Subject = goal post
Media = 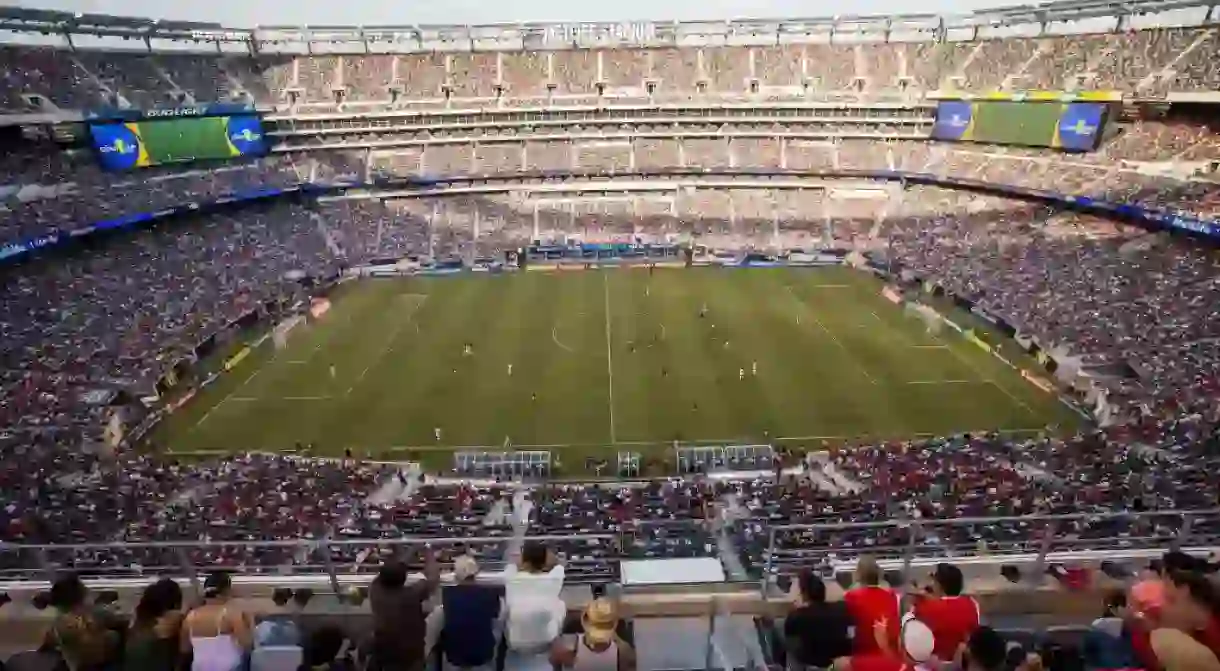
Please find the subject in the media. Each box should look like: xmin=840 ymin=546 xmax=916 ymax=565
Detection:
xmin=904 ymin=302 xmax=945 ymax=336
xmin=272 ymin=315 xmax=304 ymax=351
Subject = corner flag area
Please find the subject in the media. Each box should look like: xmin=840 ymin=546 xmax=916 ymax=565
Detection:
xmin=155 ymin=267 xmax=1081 ymax=469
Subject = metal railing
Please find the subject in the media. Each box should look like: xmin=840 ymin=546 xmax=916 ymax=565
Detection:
xmin=760 ymin=508 xmax=1220 ymax=586
xmin=2 ymin=509 xmax=1217 ymax=593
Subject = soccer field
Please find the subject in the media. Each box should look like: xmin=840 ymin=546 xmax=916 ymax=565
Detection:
xmin=155 ymin=266 xmax=1082 ymax=468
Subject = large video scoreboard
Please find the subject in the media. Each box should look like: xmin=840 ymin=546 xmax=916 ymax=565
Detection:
xmin=930 ymin=93 xmax=1117 ymax=152
xmin=87 ymin=104 xmax=268 ymax=171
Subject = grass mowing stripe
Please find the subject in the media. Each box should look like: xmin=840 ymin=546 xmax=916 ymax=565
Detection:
xmin=156 ymin=267 xmax=1083 ymax=468
xmin=603 ymin=271 xmax=617 ymax=444
xmin=781 ymin=281 xmax=880 ymax=385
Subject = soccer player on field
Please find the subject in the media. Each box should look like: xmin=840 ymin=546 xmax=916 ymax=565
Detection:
xmin=752 ymin=361 xmax=758 ymax=376
xmin=739 ymin=368 xmax=745 ymax=380
xmin=434 ymin=426 xmax=442 ymax=442
xmin=329 ymin=364 xmax=336 ymax=380
xmin=507 ymin=363 xmax=513 ymax=376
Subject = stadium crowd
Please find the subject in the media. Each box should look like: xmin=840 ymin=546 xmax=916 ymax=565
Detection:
xmin=4 ymin=29 xmax=1220 ymax=111
xmin=0 ymin=11 xmax=1220 ymax=645
xmin=18 ymin=542 xmax=1220 ymax=671
xmin=877 ymin=196 xmax=1220 ymax=421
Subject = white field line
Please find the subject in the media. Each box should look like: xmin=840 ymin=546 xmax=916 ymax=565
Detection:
xmin=784 ymin=284 xmax=879 ymax=385
xmin=906 ymin=379 xmax=975 ymax=385
xmin=231 ymin=395 xmax=334 ymax=402
xmin=861 ymin=300 xmax=1024 ymax=411
xmin=603 ymin=272 xmax=617 ymax=444
xmin=551 ymin=324 xmax=576 ymax=353
xmin=193 ymin=369 xmax=261 ymax=428
xmin=933 ymin=334 xmax=1037 ymax=416
xmin=346 ymin=295 xmax=427 ymax=395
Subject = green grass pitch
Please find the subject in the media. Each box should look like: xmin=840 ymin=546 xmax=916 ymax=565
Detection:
xmin=154 ymin=266 xmax=1083 ymax=470
xmin=138 ymin=117 xmax=233 ymax=164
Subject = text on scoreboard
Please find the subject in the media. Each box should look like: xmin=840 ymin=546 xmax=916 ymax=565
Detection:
xmin=931 ymin=100 xmax=1109 ymax=151
xmin=88 ymin=106 xmax=268 ymax=171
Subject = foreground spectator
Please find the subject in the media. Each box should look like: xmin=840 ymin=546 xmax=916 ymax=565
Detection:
xmin=369 ymin=550 xmax=439 ymax=671
xmin=441 ymin=555 xmax=503 ymax=670
xmin=956 ymin=627 xmax=1008 ymax=671
xmin=550 ymin=598 xmax=636 ymax=671
xmin=1129 ymin=570 xmax=1220 ymax=669
xmin=834 ymin=614 xmax=935 ymax=671
xmin=124 ymin=578 xmax=185 ymax=671
xmin=1150 ymin=628 xmax=1220 ymax=671
xmin=182 ymin=572 xmax=253 ymax=671
xmin=42 ymin=574 xmax=123 ymax=671
xmin=1082 ymin=589 xmax=1139 ymax=670
xmin=783 ymin=569 xmax=853 ymax=669
xmin=302 ymin=626 xmax=353 ymax=671
xmin=505 ymin=542 xmax=567 ymax=654
xmin=844 ymin=557 xmax=900 ymax=656
xmin=910 ymin=563 xmax=979 ymax=661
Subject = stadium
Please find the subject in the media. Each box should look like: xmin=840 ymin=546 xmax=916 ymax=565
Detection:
xmin=0 ymin=0 xmax=1219 ymax=668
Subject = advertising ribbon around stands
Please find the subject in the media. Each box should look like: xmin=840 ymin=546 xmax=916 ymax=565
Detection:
xmin=1021 ymin=370 xmax=1056 ymax=393
xmin=4 ymin=172 xmax=1220 ymax=268
xmin=223 ymin=346 xmax=252 ymax=372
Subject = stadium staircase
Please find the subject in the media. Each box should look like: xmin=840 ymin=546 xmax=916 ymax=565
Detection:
xmin=308 ymin=210 xmax=347 ymax=258
xmin=1138 ymin=28 xmax=1217 ymax=94
xmin=149 ymin=63 xmax=192 ymax=105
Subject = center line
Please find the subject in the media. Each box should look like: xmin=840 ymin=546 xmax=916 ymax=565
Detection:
xmin=603 ymin=272 xmax=617 ymax=444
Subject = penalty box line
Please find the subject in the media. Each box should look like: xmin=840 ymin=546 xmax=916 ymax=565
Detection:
xmin=230 ymin=395 xmax=335 ymax=402
xmin=346 ymin=294 xmax=427 ymax=396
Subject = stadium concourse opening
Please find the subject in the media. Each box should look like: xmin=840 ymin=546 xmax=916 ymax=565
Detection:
xmin=154 ymin=266 xmax=1080 ymax=473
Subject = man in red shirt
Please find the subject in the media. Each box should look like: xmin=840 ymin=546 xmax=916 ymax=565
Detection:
xmin=844 ymin=556 xmax=901 ymax=655
xmin=911 ymin=563 xmax=981 ymax=661
xmin=1129 ymin=570 xmax=1220 ymax=669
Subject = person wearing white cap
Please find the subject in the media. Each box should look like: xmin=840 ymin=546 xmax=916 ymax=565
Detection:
xmin=833 ymin=613 xmax=936 ymax=671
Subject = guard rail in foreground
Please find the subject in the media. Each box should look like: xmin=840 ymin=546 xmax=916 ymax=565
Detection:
xmin=1 ymin=510 xmax=1216 ymax=595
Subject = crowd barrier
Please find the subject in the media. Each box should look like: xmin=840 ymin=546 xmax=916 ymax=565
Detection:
xmin=3 ymin=510 xmax=1217 ymax=593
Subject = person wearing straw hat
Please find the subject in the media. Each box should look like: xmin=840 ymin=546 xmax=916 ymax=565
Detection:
xmin=550 ymin=599 xmax=636 ymax=671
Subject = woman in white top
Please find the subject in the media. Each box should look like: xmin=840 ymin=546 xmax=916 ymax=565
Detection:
xmin=180 ymin=572 xmax=253 ymax=671
xmin=551 ymin=599 xmax=636 ymax=671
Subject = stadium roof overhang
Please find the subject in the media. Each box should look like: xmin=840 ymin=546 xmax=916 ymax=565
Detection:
xmin=0 ymin=6 xmax=250 ymax=41
xmin=0 ymin=0 xmax=1211 ymax=42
